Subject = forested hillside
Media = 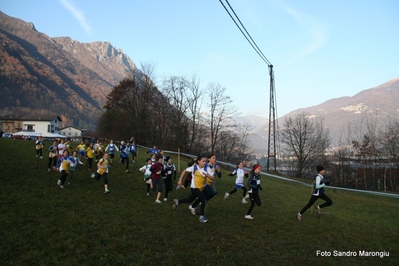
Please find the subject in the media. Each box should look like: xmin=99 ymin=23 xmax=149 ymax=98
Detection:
xmin=0 ymin=11 xmax=136 ymax=129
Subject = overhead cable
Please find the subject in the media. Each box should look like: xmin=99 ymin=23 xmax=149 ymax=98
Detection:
xmin=219 ymin=0 xmax=271 ymax=66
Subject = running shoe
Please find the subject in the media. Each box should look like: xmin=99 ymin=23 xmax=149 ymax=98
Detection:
xmin=297 ymin=213 xmax=302 ymax=221
xmin=188 ymin=205 xmax=196 ymax=215
xmin=245 ymin=215 xmax=253 ymax=220
xmin=317 ymin=206 xmax=322 ymax=215
xmin=199 ymin=216 xmax=208 ymax=223
xmin=173 ymin=199 xmax=179 ymax=209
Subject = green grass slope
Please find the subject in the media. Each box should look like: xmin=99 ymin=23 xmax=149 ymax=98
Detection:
xmin=0 ymin=139 xmax=398 ymax=265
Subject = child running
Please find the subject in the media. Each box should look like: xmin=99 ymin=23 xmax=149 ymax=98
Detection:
xmin=48 ymin=140 xmax=58 ymax=171
xmin=130 ymin=140 xmax=137 ymax=163
xmin=56 ymin=150 xmax=76 ymax=189
xmin=118 ymin=141 xmax=125 ymax=163
xmin=173 ymin=155 xmax=215 ymax=223
xmin=188 ymin=154 xmax=219 ymax=215
xmin=68 ymin=150 xmax=84 ymax=185
xmin=35 ymin=136 xmax=44 ymax=159
xmin=163 ymin=156 xmax=176 ymax=201
xmin=206 ymin=154 xmax=222 ymax=193
xmin=139 ymin=158 xmax=153 ymax=196
xmin=95 ymin=153 xmax=110 ymax=194
xmin=95 ymin=140 xmax=105 ymax=162
xmin=297 ymin=165 xmax=333 ymax=221
xmin=176 ymin=157 xmax=196 ymax=190
xmin=64 ymin=138 xmax=73 ymax=154
xmin=120 ymin=141 xmax=131 ymax=173
xmin=150 ymin=155 xmax=164 ymax=203
xmin=86 ymin=142 xmax=95 ymax=172
xmin=150 ymin=153 xmax=157 ymax=165
xmin=245 ymin=164 xmax=263 ymax=220
xmin=57 ymin=139 xmax=65 ymax=160
xmin=224 ymin=161 xmax=249 ymax=203
xmin=76 ymin=140 xmax=87 ymax=160
xmin=105 ymin=139 xmax=119 ymax=165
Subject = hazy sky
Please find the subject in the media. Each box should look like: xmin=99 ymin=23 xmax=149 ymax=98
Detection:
xmin=1 ymin=0 xmax=398 ymax=118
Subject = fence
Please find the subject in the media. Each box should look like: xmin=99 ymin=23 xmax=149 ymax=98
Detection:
xmin=137 ymin=145 xmax=399 ymax=199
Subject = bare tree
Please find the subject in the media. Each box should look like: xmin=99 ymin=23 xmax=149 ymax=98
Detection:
xmin=216 ymin=123 xmax=254 ymax=163
xmin=186 ymin=75 xmax=205 ymax=153
xmin=379 ymin=120 xmax=399 ymax=191
xmin=333 ymin=124 xmax=355 ymax=187
xmin=280 ymin=112 xmax=330 ymax=178
xmin=161 ymin=75 xmax=191 ymax=148
xmin=234 ymin=122 xmax=254 ymax=159
xmin=351 ymin=112 xmax=383 ymax=190
xmin=219 ymin=130 xmax=240 ymax=163
xmin=161 ymin=74 xmax=203 ymax=152
xmin=205 ymin=83 xmax=238 ymax=154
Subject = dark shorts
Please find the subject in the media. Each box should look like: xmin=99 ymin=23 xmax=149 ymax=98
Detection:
xmin=95 ymin=172 xmax=108 ymax=184
xmin=164 ymin=178 xmax=173 ymax=191
xmin=152 ymin=179 xmax=163 ymax=193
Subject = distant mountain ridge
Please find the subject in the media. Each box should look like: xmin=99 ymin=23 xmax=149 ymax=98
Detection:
xmin=0 ymin=11 xmax=136 ymax=129
xmin=249 ymin=77 xmax=399 ymax=154
xmin=288 ymin=77 xmax=399 ymax=135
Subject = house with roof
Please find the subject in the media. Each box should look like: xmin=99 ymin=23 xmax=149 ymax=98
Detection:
xmin=0 ymin=114 xmax=62 ymax=134
xmin=59 ymin=126 xmax=83 ymax=138
xmin=1 ymin=114 xmax=23 ymax=133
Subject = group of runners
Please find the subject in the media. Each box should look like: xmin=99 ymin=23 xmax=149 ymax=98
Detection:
xmin=36 ymin=137 xmax=136 ymax=193
xmin=36 ymin=137 xmax=332 ymax=223
xmin=171 ymin=155 xmax=264 ymax=223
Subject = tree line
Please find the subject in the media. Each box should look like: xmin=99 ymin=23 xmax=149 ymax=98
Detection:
xmin=96 ymin=64 xmax=253 ymax=163
xmin=279 ymin=112 xmax=399 ymax=191
xmin=96 ymin=64 xmax=399 ymax=192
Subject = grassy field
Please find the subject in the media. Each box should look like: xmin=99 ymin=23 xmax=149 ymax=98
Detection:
xmin=0 ymin=138 xmax=398 ymax=266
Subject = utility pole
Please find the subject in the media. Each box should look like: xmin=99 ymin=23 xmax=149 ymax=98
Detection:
xmin=217 ymin=0 xmax=278 ymax=170
xmin=267 ymin=65 xmax=277 ymax=171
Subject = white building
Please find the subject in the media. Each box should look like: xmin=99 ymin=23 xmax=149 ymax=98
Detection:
xmin=59 ymin=126 xmax=83 ymax=138
xmin=22 ymin=115 xmax=62 ymax=134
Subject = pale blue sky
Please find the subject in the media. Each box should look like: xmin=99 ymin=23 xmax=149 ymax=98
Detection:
xmin=1 ymin=0 xmax=398 ymax=118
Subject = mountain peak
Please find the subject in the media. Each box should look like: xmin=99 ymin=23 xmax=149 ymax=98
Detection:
xmin=26 ymin=22 xmax=37 ymax=32
xmin=0 ymin=11 xmax=139 ymax=129
xmin=52 ymin=37 xmax=136 ymax=83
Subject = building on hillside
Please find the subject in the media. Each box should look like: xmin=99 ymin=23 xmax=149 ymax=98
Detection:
xmin=59 ymin=126 xmax=83 ymax=138
xmin=1 ymin=114 xmax=23 ymax=133
xmin=0 ymin=114 xmax=62 ymax=134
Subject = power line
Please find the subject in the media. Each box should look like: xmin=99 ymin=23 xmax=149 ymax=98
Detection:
xmin=219 ymin=0 xmax=271 ymax=66
xmin=219 ymin=0 xmax=278 ymax=171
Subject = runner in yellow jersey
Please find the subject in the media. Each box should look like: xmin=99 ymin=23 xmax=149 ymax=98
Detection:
xmin=95 ymin=153 xmax=110 ymax=194
xmin=86 ymin=142 xmax=95 ymax=171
